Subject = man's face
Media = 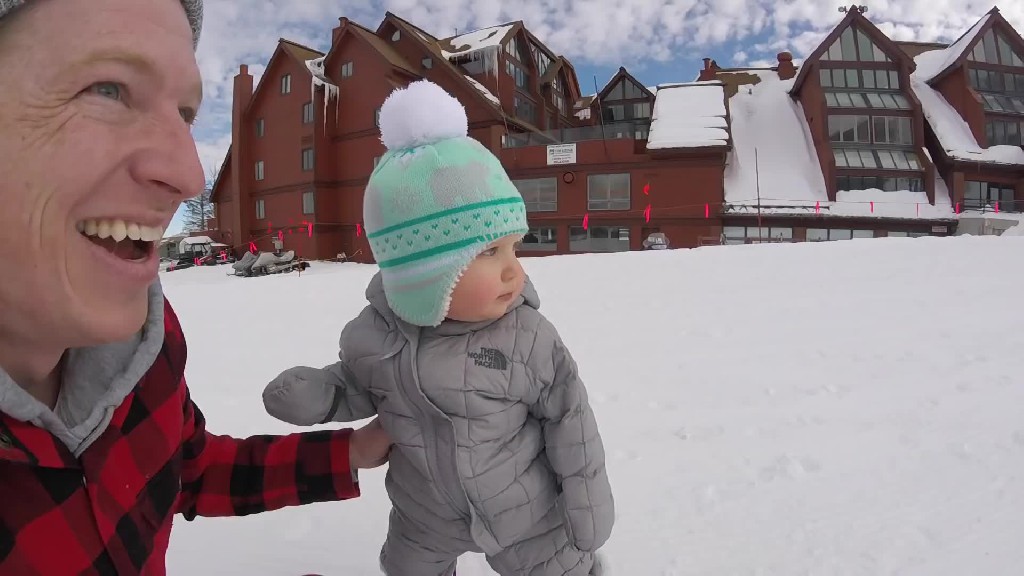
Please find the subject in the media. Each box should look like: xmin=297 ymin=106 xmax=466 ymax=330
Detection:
xmin=0 ymin=0 xmax=204 ymax=348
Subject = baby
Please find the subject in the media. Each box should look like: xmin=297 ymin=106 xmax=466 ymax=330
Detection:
xmin=263 ymin=80 xmax=613 ymax=576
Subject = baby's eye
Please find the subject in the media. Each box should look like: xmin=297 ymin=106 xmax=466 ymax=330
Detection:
xmin=479 ymin=248 xmax=497 ymax=257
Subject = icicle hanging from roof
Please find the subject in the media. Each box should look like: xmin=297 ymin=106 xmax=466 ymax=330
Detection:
xmin=305 ymin=56 xmax=339 ymax=132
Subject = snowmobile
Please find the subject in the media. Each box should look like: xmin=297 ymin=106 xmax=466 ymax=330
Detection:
xmin=230 ymin=249 xmax=309 ymax=277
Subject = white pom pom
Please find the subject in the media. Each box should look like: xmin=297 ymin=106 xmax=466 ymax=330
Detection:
xmin=379 ymin=80 xmax=469 ymax=151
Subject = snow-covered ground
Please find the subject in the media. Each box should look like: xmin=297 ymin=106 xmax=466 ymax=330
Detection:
xmin=162 ymin=235 xmax=1024 ymax=575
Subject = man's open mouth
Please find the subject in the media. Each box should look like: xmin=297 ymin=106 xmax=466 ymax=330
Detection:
xmin=77 ymin=219 xmax=164 ymax=261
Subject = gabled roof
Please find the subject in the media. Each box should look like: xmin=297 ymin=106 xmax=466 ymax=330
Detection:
xmin=377 ymin=12 xmax=535 ymax=132
xmin=280 ymin=39 xmax=324 ymax=63
xmin=721 ymin=68 xmax=955 ymax=220
xmin=790 ymin=5 xmax=917 ymax=95
xmin=914 ymin=7 xmax=1024 ymax=84
xmin=595 ymin=67 xmax=656 ymax=103
xmin=438 ymin=22 xmax=518 ymax=58
xmin=243 ymin=38 xmax=322 ymax=116
xmin=328 ymin=19 xmax=418 ymax=77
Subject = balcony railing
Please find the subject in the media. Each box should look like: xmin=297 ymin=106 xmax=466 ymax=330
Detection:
xmin=503 ymin=121 xmax=648 ymax=149
xmin=960 ymin=199 xmax=1024 ymax=214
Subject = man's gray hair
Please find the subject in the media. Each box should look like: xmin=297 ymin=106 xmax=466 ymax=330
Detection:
xmin=0 ymin=0 xmax=203 ymax=48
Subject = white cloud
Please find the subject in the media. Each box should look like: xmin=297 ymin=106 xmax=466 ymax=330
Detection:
xmin=188 ymin=1 xmax=1024 ymax=176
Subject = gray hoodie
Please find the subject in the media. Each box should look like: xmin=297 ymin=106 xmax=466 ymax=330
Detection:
xmin=0 ymin=282 xmax=166 ymax=456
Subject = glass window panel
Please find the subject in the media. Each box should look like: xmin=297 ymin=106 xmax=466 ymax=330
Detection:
xmin=889 ymin=70 xmax=900 ymax=89
xmin=846 ymin=69 xmax=860 ymax=87
xmin=806 ymin=228 xmax=828 ymax=241
xmin=841 ymin=27 xmax=857 ymax=59
xmin=863 ymin=71 xmax=875 ymax=89
xmin=820 ymin=68 xmax=832 ymax=87
xmin=830 ymin=229 xmax=853 ymax=240
xmin=826 ymin=92 xmax=839 ymax=107
xmin=878 ymin=149 xmax=896 ymax=169
xmin=834 ymin=69 xmax=847 ymax=88
xmin=867 ymin=93 xmax=884 ymax=108
xmin=852 ymin=229 xmax=874 ymax=238
xmin=834 ymin=149 xmax=848 ymax=167
xmin=859 ymin=149 xmax=876 ymax=167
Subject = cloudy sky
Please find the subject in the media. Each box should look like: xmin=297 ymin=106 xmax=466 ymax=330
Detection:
xmin=171 ymin=0 xmax=1023 ymax=233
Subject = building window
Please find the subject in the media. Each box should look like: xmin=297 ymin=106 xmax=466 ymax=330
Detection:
xmin=873 ymin=116 xmax=913 ymax=145
xmin=256 ymin=199 xmax=265 ymax=220
xmin=422 ymin=57 xmax=433 ymax=69
xmin=373 ymin=156 xmax=381 ymax=168
xmin=513 ymin=178 xmax=557 ymax=212
xmin=587 ymin=173 xmax=630 ymax=210
xmin=303 ymin=101 xmax=314 ymax=124
xmin=965 ymin=181 xmax=1016 ymax=210
xmin=375 ymin=107 xmax=381 ymax=127
xmin=825 ymin=91 xmax=910 ymax=109
xmin=968 ymin=28 xmax=1024 ymax=66
xmin=520 ymin=227 xmax=557 ymax=251
xmin=302 ymin=190 xmax=315 ymax=214
xmin=806 ymin=228 xmax=874 ymax=241
xmin=828 ymin=115 xmax=871 ymax=143
xmin=281 ymin=74 xmax=291 ymax=94
xmin=819 ymin=68 xmax=900 ymax=90
xmin=513 ymin=94 xmax=537 ymax=125
xmin=391 ymin=30 xmax=401 ymax=41
xmin=985 ymin=118 xmax=1024 ymax=146
xmin=828 ymin=114 xmax=912 ymax=145
xmin=820 ymin=25 xmax=891 ymax=62
xmin=569 ymin=226 xmax=630 ymax=252
xmin=833 ymin=148 xmax=921 ymax=170
xmin=256 ymin=118 xmax=265 ymax=137
xmin=722 ymin=226 xmax=794 ymax=244
xmin=301 ymin=148 xmax=314 ymax=171
xmin=255 ymin=160 xmax=265 ymax=181
xmin=837 ymin=175 xmax=924 ymax=192
xmin=340 ymin=61 xmax=354 ymax=78
xmin=505 ymin=59 xmax=530 ymax=89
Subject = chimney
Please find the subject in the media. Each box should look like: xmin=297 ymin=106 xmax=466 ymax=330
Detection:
xmin=229 ymin=64 xmax=254 ymax=254
xmin=333 ymin=16 xmax=349 ymax=45
xmin=698 ymin=57 xmax=716 ymax=81
xmin=776 ymin=51 xmax=796 ymax=81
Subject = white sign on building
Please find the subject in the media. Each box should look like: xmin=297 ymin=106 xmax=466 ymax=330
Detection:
xmin=546 ymin=143 xmax=577 ymax=166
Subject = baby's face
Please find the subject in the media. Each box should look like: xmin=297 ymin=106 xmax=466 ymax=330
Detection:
xmin=447 ymin=234 xmax=525 ymax=323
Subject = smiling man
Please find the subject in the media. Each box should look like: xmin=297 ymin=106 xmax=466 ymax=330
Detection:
xmin=0 ymin=0 xmax=392 ymax=573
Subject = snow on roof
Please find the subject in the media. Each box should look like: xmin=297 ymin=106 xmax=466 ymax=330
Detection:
xmin=722 ymin=70 xmax=955 ymax=220
xmin=913 ymin=14 xmax=990 ymax=82
xmin=909 ymin=74 xmax=1024 ymax=165
xmin=463 ymin=74 xmax=501 ymax=107
xmin=723 ymin=71 xmax=828 ymax=204
xmin=441 ymin=24 xmax=514 ymax=58
xmin=646 ymin=81 xmax=729 ymax=149
xmin=182 ymin=236 xmax=213 ymax=245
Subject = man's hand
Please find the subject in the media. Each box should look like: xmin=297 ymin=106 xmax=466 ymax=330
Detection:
xmin=349 ymin=418 xmax=392 ymax=469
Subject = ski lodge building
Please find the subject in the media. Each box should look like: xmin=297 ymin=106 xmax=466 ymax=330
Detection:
xmin=208 ymin=5 xmax=1024 ymax=261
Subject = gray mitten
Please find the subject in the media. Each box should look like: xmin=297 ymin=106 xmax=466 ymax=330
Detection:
xmin=262 ymin=366 xmax=337 ymax=426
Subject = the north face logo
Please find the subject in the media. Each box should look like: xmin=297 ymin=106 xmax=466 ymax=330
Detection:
xmin=468 ymin=347 xmax=508 ymax=371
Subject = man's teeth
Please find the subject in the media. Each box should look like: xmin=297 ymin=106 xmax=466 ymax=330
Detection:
xmin=77 ymin=219 xmax=164 ymax=242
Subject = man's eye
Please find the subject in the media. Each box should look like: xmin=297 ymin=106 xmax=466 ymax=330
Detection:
xmin=89 ymin=82 xmax=123 ymax=101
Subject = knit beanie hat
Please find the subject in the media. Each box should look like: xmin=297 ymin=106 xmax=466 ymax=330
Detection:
xmin=0 ymin=0 xmax=203 ymax=48
xmin=364 ymin=80 xmax=529 ymax=327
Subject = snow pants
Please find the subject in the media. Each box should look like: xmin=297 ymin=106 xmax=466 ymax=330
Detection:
xmin=379 ymin=506 xmax=599 ymax=576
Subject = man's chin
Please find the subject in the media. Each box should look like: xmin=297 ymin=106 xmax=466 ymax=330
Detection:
xmin=73 ymin=294 xmax=151 ymax=347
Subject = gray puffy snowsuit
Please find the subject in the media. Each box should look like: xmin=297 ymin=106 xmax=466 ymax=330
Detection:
xmin=263 ymin=272 xmax=614 ymax=576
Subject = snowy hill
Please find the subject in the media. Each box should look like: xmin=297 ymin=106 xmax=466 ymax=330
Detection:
xmin=162 ymin=236 xmax=1024 ymax=575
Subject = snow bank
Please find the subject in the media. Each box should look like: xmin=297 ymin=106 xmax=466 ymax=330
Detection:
xmin=163 ymin=236 xmax=1024 ymax=575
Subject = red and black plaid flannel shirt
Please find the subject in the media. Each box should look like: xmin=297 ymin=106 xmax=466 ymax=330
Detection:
xmin=0 ymin=297 xmax=361 ymax=575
